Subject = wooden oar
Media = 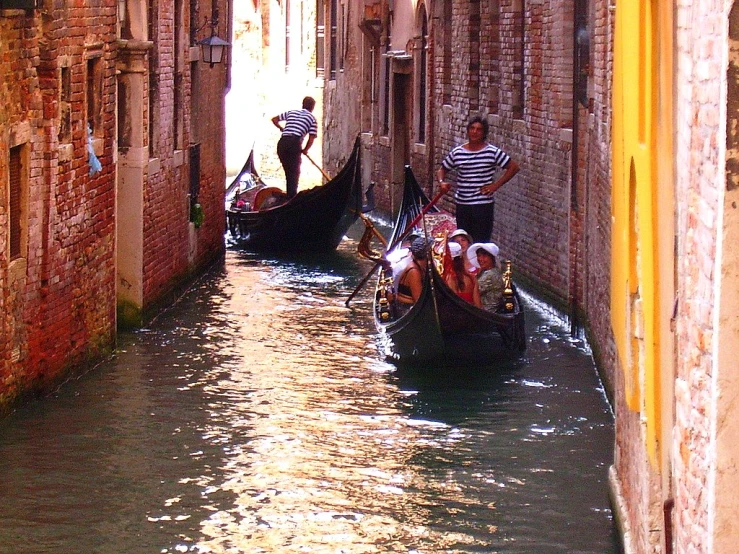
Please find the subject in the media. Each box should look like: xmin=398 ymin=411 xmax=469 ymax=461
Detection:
xmin=303 ymin=152 xmax=388 ymax=247
xmin=303 ymin=151 xmax=332 ymax=182
xmin=344 ymin=189 xmax=447 ymax=307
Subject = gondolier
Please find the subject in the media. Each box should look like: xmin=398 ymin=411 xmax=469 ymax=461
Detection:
xmin=225 ymin=137 xmax=364 ymax=253
xmin=437 ymin=115 xmax=520 ymax=243
xmin=271 ymin=96 xmax=318 ymax=198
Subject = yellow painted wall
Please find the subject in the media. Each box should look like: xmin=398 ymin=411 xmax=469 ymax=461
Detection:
xmin=612 ymin=0 xmax=673 ymax=467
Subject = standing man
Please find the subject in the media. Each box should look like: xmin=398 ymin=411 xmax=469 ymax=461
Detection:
xmin=437 ymin=116 xmax=520 ymax=243
xmin=271 ymin=96 xmax=318 ymax=198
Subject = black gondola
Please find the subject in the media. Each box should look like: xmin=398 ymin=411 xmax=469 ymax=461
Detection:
xmin=373 ymin=166 xmax=526 ymax=365
xmin=226 ymin=137 xmax=363 ymax=252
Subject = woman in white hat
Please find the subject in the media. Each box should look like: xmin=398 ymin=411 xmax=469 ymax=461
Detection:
xmin=468 ymin=242 xmax=504 ymax=312
xmin=444 ymin=242 xmax=482 ymax=308
xmin=448 ymin=228 xmax=477 ymax=275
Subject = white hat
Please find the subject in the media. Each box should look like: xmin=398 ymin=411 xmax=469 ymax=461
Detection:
xmin=448 ymin=229 xmax=473 ymax=243
xmin=448 ymin=242 xmax=462 ymax=258
xmin=467 ymin=242 xmax=500 ymax=268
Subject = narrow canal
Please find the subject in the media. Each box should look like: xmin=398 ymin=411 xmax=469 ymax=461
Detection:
xmin=0 ymin=235 xmax=618 ymax=554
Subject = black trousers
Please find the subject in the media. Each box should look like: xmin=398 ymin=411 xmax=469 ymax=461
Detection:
xmin=456 ymin=202 xmax=496 ymax=243
xmin=276 ymin=135 xmax=303 ymax=198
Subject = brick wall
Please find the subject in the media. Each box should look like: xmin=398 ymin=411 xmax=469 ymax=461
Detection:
xmin=326 ymin=1 xmax=618 ymax=395
xmin=671 ymin=2 xmax=724 ymax=551
xmin=0 ymin=0 xmax=231 ymax=414
xmin=140 ymin=0 xmax=227 ymax=313
xmin=0 ymin=1 xmax=118 ymax=412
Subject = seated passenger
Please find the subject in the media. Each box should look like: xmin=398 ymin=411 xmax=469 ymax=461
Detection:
xmin=386 ymin=233 xmax=420 ymax=292
xmin=468 ymin=242 xmax=504 ymax=312
xmin=448 ymin=228 xmax=478 ymax=275
xmin=444 ymin=242 xmax=482 ymax=308
xmin=394 ymin=237 xmax=432 ymax=309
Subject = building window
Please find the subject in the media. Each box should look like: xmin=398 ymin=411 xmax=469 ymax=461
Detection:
xmin=8 ymin=145 xmax=26 ymax=260
xmin=285 ymin=0 xmax=291 ymax=70
xmin=416 ymin=5 xmax=428 ymax=144
xmin=86 ymin=56 xmax=103 ymax=137
xmin=381 ymin=53 xmax=390 ymax=136
xmin=340 ymin=3 xmax=345 ymax=72
xmin=0 ymin=0 xmax=37 ymax=9
xmin=381 ymin=13 xmax=392 ymax=136
xmin=316 ymin=0 xmax=325 ymax=78
xmin=442 ymin=1 xmax=452 ymax=105
xmin=469 ymin=0 xmax=480 ymax=112
xmin=485 ymin=1 xmax=501 ymax=115
xmin=148 ymin=1 xmax=159 ymax=158
xmin=512 ymin=0 xmax=525 ymax=120
xmin=59 ymin=65 xmax=72 ymax=143
xmin=329 ymin=0 xmax=337 ymax=79
xmin=575 ymin=0 xmax=590 ymax=108
xmin=149 ymin=70 xmax=159 ymax=158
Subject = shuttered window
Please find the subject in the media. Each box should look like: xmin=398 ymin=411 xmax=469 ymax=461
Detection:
xmin=9 ymin=146 xmax=22 ymax=259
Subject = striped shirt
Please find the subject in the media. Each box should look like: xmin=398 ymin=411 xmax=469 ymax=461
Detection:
xmin=441 ymin=143 xmax=511 ymax=205
xmin=276 ymin=109 xmax=318 ymax=139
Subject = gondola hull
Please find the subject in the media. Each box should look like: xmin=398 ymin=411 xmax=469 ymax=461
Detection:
xmin=374 ymin=166 xmax=526 ymax=366
xmin=226 ymin=137 xmax=363 ymax=253
xmin=378 ymin=264 xmax=526 ymax=365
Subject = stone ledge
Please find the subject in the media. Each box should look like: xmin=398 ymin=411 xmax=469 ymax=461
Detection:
xmin=148 ymin=157 xmax=161 ymax=175
xmin=58 ymin=143 xmax=74 ymax=163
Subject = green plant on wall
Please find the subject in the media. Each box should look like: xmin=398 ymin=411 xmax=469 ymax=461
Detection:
xmin=191 ymin=203 xmax=204 ymax=228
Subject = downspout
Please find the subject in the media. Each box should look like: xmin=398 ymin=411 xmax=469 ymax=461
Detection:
xmin=569 ymin=21 xmax=581 ymax=336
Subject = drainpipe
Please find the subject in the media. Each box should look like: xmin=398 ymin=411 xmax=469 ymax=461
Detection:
xmin=569 ymin=25 xmax=581 ymax=336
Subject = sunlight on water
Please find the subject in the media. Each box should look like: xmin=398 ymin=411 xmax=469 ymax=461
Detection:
xmin=0 ymin=243 xmax=617 ymax=554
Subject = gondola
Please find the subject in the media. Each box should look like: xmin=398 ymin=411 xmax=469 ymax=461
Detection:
xmin=372 ymin=166 xmax=526 ymax=365
xmin=226 ymin=137 xmax=363 ymax=252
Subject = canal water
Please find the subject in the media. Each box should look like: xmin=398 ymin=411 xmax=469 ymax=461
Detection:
xmin=0 ymin=235 xmax=618 ymax=554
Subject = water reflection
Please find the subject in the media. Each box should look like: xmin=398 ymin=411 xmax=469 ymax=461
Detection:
xmin=0 ymin=240 xmax=617 ymax=554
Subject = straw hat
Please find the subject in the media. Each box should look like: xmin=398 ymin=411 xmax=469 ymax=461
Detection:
xmin=467 ymin=242 xmax=500 ymax=268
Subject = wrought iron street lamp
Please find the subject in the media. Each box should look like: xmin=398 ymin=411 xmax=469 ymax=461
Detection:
xmin=199 ymin=34 xmax=229 ymax=67
xmin=196 ymin=7 xmax=230 ymax=68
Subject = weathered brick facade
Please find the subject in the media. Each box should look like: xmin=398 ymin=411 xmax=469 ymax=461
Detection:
xmin=117 ymin=0 xmax=229 ymax=325
xmin=0 ymin=2 xmax=119 ymax=410
xmin=322 ymin=0 xmax=734 ymax=552
xmin=0 ymin=0 xmax=231 ymax=414
xmin=324 ymin=0 xmax=617 ymax=391
xmin=670 ymin=4 xmax=735 ymax=553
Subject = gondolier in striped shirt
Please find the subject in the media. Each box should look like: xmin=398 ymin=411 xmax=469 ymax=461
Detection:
xmin=437 ymin=116 xmax=520 ymax=243
xmin=271 ymin=96 xmax=319 ymax=198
